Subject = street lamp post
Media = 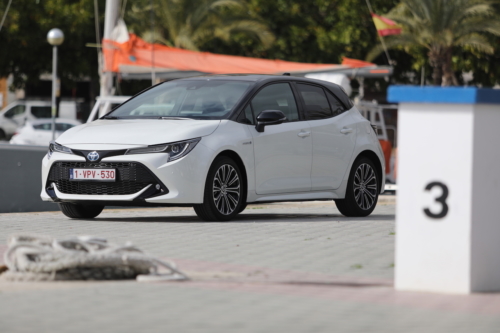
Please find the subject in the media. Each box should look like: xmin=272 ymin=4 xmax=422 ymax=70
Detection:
xmin=47 ymin=28 xmax=64 ymax=141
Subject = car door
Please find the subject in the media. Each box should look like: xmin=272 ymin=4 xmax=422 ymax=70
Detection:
xmin=249 ymin=82 xmax=312 ymax=195
xmin=295 ymin=83 xmax=357 ymax=190
xmin=33 ymin=122 xmax=52 ymax=145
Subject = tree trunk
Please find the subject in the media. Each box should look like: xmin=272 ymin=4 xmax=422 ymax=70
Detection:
xmin=428 ymin=47 xmax=444 ymax=86
xmin=442 ymin=47 xmax=458 ymax=86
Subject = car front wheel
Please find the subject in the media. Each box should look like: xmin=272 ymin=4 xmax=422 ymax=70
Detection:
xmin=335 ymin=157 xmax=379 ymax=217
xmin=194 ymin=156 xmax=243 ymax=221
xmin=59 ymin=203 xmax=104 ymax=219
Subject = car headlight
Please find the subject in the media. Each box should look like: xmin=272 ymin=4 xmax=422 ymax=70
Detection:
xmin=125 ymin=138 xmax=201 ymax=162
xmin=48 ymin=142 xmax=73 ymax=159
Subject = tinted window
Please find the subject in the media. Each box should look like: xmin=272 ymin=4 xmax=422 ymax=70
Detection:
xmin=238 ymin=105 xmax=254 ymax=125
xmin=107 ymin=80 xmax=251 ymax=120
xmin=33 ymin=123 xmax=52 ymax=130
xmin=326 ymin=91 xmax=346 ymax=116
xmin=31 ymin=106 xmax=52 ymax=118
xmin=56 ymin=123 xmax=75 ymax=131
xmin=297 ymin=84 xmax=332 ymax=120
xmin=251 ymin=83 xmax=299 ymax=121
xmin=4 ymin=105 xmax=25 ymax=118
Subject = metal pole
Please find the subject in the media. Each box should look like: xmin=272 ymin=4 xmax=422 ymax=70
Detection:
xmin=150 ymin=0 xmax=156 ymax=85
xmin=378 ymin=35 xmax=392 ymax=65
xmin=0 ymin=0 xmax=13 ymax=33
xmin=51 ymin=46 xmax=57 ymax=141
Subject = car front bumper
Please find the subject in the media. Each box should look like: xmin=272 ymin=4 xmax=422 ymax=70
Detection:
xmin=40 ymin=143 xmax=214 ymax=206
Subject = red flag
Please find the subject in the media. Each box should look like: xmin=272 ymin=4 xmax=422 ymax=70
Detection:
xmin=371 ymin=13 xmax=402 ymax=37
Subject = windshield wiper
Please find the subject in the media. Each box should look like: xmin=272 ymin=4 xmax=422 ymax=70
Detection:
xmin=160 ymin=117 xmax=192 ymax=120
xmin=102 ymin=116 xmax=119 ymax=119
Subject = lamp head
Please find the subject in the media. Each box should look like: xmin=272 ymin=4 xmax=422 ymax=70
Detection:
xmin=47 ymin=28 xmax=64 ymax=46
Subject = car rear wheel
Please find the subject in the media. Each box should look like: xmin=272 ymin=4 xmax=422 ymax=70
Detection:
xmin=237 ymin=203 xmax=247 ymax=213
xmin=0 ymin=129 xmax=6 ymax=141
xmin=194 ymin=156 xmax=243 ymax=221
xmin=335 ymin=157 xmax=379 ymax=217
xmin=59 ymin=203 xmax=105 ymax=219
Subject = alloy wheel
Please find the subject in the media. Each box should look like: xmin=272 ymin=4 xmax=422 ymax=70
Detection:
xmin=213 ymin=164 xmax=240 ymax=215
xmin=353 ymin=163 xmax=378 ymax=210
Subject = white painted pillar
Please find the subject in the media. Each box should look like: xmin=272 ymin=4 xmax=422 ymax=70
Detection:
xmin=389 ymin=86 xmax=500 ymax=294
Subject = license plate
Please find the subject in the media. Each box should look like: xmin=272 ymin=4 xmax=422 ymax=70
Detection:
xmin=69 ymin=168 xmax=116 ymax=182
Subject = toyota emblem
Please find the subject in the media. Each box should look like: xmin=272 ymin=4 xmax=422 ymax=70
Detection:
xmin=87 ymin=151 xmax=99 ymax=161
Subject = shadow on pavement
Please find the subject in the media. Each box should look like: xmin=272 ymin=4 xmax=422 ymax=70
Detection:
xmin=283 ymin=280 xmax=393 ymax=288
xmin=93 ymin=213 xmax=395 ymax=223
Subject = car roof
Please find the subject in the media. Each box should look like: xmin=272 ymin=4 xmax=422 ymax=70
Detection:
xmin=175 ymin=74 xmax=353 ymax=108
xmin=179 ymin=74 xmax=275 ymax=82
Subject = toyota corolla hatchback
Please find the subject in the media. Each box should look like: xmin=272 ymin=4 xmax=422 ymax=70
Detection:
xmin=41 ymin=75 xmax=385 ymax=221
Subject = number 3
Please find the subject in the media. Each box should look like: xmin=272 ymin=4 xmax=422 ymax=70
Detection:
xmin=423 ymin=182 xmax=449 ymax=219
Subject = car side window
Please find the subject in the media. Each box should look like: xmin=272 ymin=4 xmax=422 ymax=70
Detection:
xmin=326 ymin=91 xmax=347 ymax=117
xmin=296 ymin=83 xmax=332 ymax=120
xmin=4 ymin=105 xmax=26 ymax=118
xmin=55 ymin=123 xmax=75 ymax=131
xmin=33 ymin=123 xmax=52 ymax=130
xmin=31 ymin=106 xmax=52 ymax=118
xmin=237 ymin=105 xmax=254 ymax=125
xmin=251 ymin=83 xmax=299 ymax=122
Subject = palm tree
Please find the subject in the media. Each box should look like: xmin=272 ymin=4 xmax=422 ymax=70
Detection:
xmin=367 ymin=0 xmax=500 ymax=86
xmin=126 ymin=0 xmax=274 ymax=51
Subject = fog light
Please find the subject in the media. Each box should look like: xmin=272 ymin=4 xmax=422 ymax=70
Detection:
xmin=155 ymin=184 xmax=161 ymax=190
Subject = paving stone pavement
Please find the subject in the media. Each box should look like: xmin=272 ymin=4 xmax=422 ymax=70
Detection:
xmin=0 ymin=197 xmax=499 ymax=333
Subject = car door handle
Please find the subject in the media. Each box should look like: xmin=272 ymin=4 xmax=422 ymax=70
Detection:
xmin=297 ymin=131 xmax=311 ymax=138
xmin=340 ymin=127 xmax=353 ymax=134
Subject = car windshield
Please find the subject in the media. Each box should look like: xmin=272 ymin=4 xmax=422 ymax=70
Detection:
xmin=105 ymin=79 xmax=252 ymax=120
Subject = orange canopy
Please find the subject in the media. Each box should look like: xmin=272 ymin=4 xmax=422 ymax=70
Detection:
xmin=103 ymin=34 xmax=375 ymax=75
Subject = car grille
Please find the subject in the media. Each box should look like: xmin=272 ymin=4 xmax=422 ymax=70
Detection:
xmin=47 ymin=162 xmax=158 ymax=195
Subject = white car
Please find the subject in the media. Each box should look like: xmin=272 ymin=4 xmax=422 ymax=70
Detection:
xmin=41 ymin=75 xmax=385 ymax=221
xmin=10 ymin=119 xmax=81 ymax=146
xmin=0 ymin=100 xmax=79 ymax=140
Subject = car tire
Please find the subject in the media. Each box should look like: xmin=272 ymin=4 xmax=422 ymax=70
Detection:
xmin=237 ymin=203 xmax=247 ymax=214
xmin=0 ymin=129 xmax=6 ymax=141
xmin=194 ymin=156 xmax=244 ymax=221
xmin=59 ymin=203 xmax=105 ymax=219
xmin=334 ymin=157 xmax=379 ymax=217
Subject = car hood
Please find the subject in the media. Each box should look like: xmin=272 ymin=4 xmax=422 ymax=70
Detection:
xmin=56 ymin=119 xmax=221 ymax=146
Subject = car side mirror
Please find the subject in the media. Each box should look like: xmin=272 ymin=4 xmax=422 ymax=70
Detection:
xmin=255 ymin=110 xmax=287 ymax=133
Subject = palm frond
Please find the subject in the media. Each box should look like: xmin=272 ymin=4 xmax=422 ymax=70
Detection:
xmin=461 ymin=4 xmax=493 ymax=18
xmin=127 ymin=0 xmax=274 ymax=52
xmin=140 ymin=30 xmax=173 ymax=46
xmin=175 ymin=32 xmax=200 ymax=51
xmin=366 ymin=34 xmax=420 ymax=61
xmin=373 ymin=0 xmax=499 ymax=58
xmin=456 ymin=33 xmax=495 ymax=53
xmin=455 ymin=18 xmax=500 ymax=38
xmin=211 ymin=20 xmax=275 ymax=47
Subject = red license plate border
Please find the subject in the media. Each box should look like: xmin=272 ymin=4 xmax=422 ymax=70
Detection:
xmin=69 ymin=168 xmax=117 ymax=182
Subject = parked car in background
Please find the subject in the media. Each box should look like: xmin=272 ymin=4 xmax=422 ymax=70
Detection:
xmin=86 ymin=95 xmax=131 ymax=122
xmin=10 ymin=118 xmax=81 ymax=146
xmin=0 ymin=100 xmax=79 ymax=140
